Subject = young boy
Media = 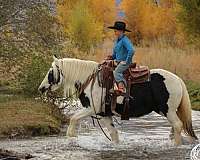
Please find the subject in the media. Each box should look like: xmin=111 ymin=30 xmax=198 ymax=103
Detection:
xmin=107 ymin=21 xmax=135 ymax=93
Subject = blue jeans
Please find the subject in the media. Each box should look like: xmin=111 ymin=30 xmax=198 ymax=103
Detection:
xmin=113 ymin=62 xmax=129 ymax=86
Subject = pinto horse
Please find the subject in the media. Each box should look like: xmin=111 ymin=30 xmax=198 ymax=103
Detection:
xmin=38 ymin=56 xmax=198 ymax=145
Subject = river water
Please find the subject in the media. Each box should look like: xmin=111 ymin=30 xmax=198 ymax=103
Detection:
xmin=0 ymin=111 xmax=200 ymax=160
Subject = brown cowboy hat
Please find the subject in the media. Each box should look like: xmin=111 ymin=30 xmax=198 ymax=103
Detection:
xmin=108 ymin=21 xmax=131 ymax=32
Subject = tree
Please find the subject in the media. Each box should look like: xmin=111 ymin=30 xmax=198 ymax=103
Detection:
xmin=177 ymin=0 xmax=200 ymax=45
xmin=0 ymin=0 xmax=64 ymax=60
xmin=121 ymin=0 xmax=176 ymax=44
xmin=68 ymin=1 xmax=103 ymax=52
xmin=0 ymin=0 xmax=65 ymax=89
xmin=56 ymin=0 xmax=116 ymax=53
xmin=87 ymin=0 xmax=116 ymax=26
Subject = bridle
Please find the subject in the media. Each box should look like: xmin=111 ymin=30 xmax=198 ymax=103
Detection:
xmin=48 ymin=63 xmax=64 ymax=90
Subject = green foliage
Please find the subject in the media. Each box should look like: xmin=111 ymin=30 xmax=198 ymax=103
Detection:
xmin=0 ymin=0 xmax=64 ymax=59
xmin=186 ymin=80 xmax=200 ymax=110
xmin=20 ymin=55 xmax=51 ymax=96
xmin=177 ymin=0 xmax=200 ymax=45
xmin=67 ymin=1 xmax=103 ymax=52
xmin=0 ymin=1 xmax=67 ymax=94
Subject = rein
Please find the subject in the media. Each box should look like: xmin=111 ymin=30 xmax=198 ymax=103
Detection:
xmin=89 ymin=68 xmax=112 ymax=141
xmin=75 ymin=66 xmax=111 ymax=141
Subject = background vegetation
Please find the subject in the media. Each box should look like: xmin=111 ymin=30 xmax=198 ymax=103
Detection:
xmin=0 ymin=0 xmax=199 ymax=137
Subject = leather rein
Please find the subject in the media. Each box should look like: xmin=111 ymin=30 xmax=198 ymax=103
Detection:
xmin=76 ymin=66 xmax=112 ymax=141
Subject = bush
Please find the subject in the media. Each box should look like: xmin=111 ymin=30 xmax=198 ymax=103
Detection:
xmin=20 ymin=55 xmax=51 ymax=96
xmin=177 ymin=0 xmax=200 ymax=46
xmin=186 ymin=80 xmax=200 ymax=110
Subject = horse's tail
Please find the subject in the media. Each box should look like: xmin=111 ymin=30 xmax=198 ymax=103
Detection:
xmin=177 ymin=79 xmax=198 ymax=140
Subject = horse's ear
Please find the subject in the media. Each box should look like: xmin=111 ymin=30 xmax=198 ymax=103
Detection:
xmin=53 ymin=55 xmax=58 ymax=60
xmin=53 ymin=55 xmax=59 ymax=65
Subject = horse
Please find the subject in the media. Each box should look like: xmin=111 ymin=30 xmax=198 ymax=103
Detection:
xmin=38 ymin=55 xmax=198 ymax=145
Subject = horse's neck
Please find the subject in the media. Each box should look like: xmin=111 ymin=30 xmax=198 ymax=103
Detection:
xmin=60 ymin=58 xmax=98 ymax=96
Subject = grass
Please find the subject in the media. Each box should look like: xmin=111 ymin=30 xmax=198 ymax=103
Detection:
xmin=186 ymin=81 xmax=200 ymax=111
xmin=135 ymin=46 xmax=200 ymax=82
xmin=0 ymin=93 xmax=62 ymax=138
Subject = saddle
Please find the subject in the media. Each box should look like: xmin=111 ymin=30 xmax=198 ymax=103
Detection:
xmin=100 ymin=60 xmax=150 ymax=85
xmin=99 ymin=60 xmax=150 ymax=120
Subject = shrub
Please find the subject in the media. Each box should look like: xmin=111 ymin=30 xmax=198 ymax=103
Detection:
xmin=20 ymin=55 xmax=51 ymax=96
xmin=177 ymin=0 xmax=200 ymax=46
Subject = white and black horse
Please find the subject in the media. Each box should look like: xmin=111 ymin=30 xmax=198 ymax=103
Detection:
xmin=38 ymin=56 xmax=198 ymax=145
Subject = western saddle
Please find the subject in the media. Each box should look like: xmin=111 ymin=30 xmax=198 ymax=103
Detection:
xmin=99 ymin=60 xmax=150 ymax=120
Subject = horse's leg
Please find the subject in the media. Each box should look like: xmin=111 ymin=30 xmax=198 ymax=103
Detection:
xmin=67 ymin=108 xmax=94 ymax=137
xmin=100 ymin=116 xmax=119 ymax=143
xmin=167 ymin=110 xmax=183 ymax=145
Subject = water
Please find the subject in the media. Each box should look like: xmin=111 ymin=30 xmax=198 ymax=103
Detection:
xmin=0 ymin=111 xmax=199 ymax=160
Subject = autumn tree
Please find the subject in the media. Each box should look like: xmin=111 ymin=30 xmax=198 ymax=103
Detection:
xmin=87 ymin=0 xmax=116 ymax=26
xmin=57 ymin=0 xmax=116 ymax=53
xmin=67 ymin=1 xmax=103 ymax=52
xmin=121 ymin=0 xmax=176 ymax=45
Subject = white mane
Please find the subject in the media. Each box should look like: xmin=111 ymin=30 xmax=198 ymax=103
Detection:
xmin=58 ymin=58 xmax=98 ymax=96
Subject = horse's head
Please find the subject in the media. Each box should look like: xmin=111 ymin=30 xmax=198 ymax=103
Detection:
xmin=38 ymin=55 xmax=63 ymax=94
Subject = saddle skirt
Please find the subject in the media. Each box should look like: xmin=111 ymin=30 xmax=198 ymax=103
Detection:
xmin=124 ymin=64 xmax=150 ymax=84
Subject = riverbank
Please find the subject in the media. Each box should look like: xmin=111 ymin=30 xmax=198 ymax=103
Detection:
xmin=0 ymin=92 xmax=62 ymax=139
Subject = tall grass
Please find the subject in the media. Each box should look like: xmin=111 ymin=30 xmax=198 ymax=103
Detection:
xmin=135 ymin=46 xmax=200 ymax=82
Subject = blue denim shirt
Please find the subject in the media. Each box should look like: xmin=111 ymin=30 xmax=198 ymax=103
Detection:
xmin=112 ymin=34 xmax=135 ymax=64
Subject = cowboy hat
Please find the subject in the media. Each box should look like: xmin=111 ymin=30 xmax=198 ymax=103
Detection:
xmin=108 ymin=21 xmax=131 ymax=32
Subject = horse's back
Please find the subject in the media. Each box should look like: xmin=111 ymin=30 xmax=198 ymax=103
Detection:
xmin=150 ymin=69 xmax=181 ymax=79
xmin=150 ymin=69 xmax=183 ymax=96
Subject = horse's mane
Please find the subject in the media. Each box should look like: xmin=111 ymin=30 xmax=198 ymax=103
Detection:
xmin=60 ymin=58 xmax=98 ymax=96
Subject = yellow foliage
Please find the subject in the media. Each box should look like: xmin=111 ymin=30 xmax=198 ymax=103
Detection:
xmin=87 ymin=0 xmax=116 ymax=25
xmin=56 ymin=0 xmax=116 ymax=53
xmin=57 ymin=0 xmax=116 ymax=34
xmin=57 ymin=1 xmax=104 ymax=52
xmin=56 ymin=0 xmax=74 ymax=32
xmin=122 ymin=0 xmax=177 ymax=43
